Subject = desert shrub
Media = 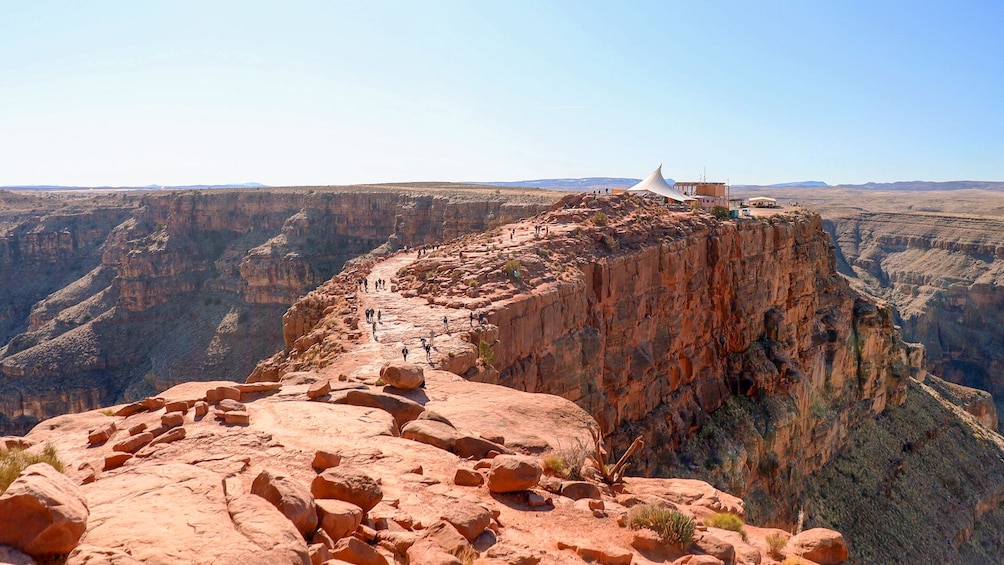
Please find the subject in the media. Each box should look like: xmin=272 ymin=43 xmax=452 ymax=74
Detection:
xmin=601 ymin=234 xmax=619 ymax=249
xmin=766 ymin=532 xmax=787 ymax=559
xmin=466 ymin=279 xmax=479 ymax=288
xmin=706 ymin=512 xmax=748 ymax=542
xmin=711 ymin=205 xmax=730 ymax=219
xmin=627 ymin=504 xmax=695 ymax=547
xmin=0 ymin=444 xmax=64 ymax=494
xmin=98 ymin=407 xmax=116 ymax=416
xmin=541 ymin=443 xmax=588 ymax=480
xmin=449 ymin=544 xmax=477 ymax=565
xmin=591 ymin=211 xmax=609 ymax=226
xmin=502 ymin=259 xmax=522 ymax=279
xmin=478 ymin=339 xmax=495 ymax=367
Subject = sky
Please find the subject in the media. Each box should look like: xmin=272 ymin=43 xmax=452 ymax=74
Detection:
xmin=1 ymin=1 xmax=1002 ymax=187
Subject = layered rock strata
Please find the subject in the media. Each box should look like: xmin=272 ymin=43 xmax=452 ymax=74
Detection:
xmin=267 ymin=193 xmax=923 ymax=527
xmin=0 ymin=186 xmax=553 ymax=433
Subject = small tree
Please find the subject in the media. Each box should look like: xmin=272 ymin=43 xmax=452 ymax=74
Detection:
xmin=711 ymin=205 xmax=730 ymax=219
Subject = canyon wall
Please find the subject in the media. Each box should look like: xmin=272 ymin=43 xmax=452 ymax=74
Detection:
xmin=480 ymin=202 xmax=919 ymax=524
xmin=0 ymin=187 xmax=554 ymax=433
xmin=267 ymin=194 xmax=922 ymax=527
xmin=823 ymin=212 xmax=1004 ymax=429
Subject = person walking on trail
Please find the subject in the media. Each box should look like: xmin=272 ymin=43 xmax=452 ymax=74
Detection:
xmin=424 ymin=342 xmax=432 ymax=363
xmin=402 ymin=346 xmax=408 ymax=362
xmin=469 ymin=311 xmax=474 ymax=328
xmin=377 ymin=310 xmax=382 ymax=323
xmin=443 ymin=316 xmax=449 ymax=333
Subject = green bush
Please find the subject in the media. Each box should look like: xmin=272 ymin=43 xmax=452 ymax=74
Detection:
xmin=502 ymin=259 xmax=522 ymax=279
xmin=0 ymin=444 xmax=64 ymax=494
xmin=766 ymin=532 xmax=787 ymax=559
xmin=627 ymin=504 xmax=695 ymax=547
xmin=541 ymin=443 xmax=588 ymax=480
xmin=478 ymin=339 xmax=495 ymax=367
xmin=706 ymin=512 xmax=748 ymax=542
xmin=711 ymin=205 xmax=730 ymax=219
xmin=591 ymin=211 xmax=609 ymax=226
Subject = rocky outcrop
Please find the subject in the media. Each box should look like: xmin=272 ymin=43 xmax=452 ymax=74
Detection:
xmin=0 ymin=186 xmax=553 ymax=433
xmin=823 ymin=211 xmax=1004 ymax=431
xmin=267 ymin=193 xmax=920 ymax=528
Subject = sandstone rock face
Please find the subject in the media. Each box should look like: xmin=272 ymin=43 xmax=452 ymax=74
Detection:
xmin=432 ymin=198 xmax=918 ymax=522
xmin=379 ymin=362 xmax=425 ymax=390
xmin=0 ymin=188 xmax=551 ymax=434
xmin=824 ymin=211 xmax=1004 ymax=431
xmin=787 ymin=528 xmax=848 ymax=564
xmin=251 ymin=469 xmax=319 ymax=537
xmin=0 ymin=463 xmax=89 ymax=556
xmin=310 ymin=468 xmax=383 ymax=512
xmin=487 ymin=455 xmax=542 ymax=493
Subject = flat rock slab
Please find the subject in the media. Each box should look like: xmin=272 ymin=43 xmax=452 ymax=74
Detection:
xmin=80 ymin=462 xmax=305 ymax=565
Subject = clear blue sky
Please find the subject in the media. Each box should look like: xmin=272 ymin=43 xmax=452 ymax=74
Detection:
xmin=2 ymin=1 xmax=1002 ymax=186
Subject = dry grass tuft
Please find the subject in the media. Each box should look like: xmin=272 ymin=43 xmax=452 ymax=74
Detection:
xmin=0 ymin=444 xmax=64 ymax=494
xmin=627 ymin=504 xmax=695 ymax=547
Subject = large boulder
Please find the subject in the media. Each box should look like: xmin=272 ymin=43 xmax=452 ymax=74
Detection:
xmin=310 ymin=468 xmax=383 ymax=512
xmin=0 ymin=463 xmax=89 ymax=556
xmin=329 ymin=536 xmax=388 ymax=565
xmin=787 ymin=528 xmax=849 ymax=564
xmin=227 ymin=494 xmax=311 ymax=564
xmin=316 ymin=499 xmax=363 ymax=540
xmin=441 ymin=501 xmax=491 ymax=541
xmin=487 ymin=455 xmax=542 ymax=493
xmin=251 ymin=469 xmax=318 ymax=537
xmin=379 ymin=362 xmax=425 ymax=390
xmin=401 ymin=420 xmax=462 ymax=452
xmin=331 ymin=390 xmax=424 ymax=429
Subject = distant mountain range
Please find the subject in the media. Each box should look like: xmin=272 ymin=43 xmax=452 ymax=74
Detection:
xmin=1 ymin=183 xmax=269 ymax=191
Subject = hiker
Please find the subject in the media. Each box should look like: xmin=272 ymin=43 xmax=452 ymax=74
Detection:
xmin=424 ymin=342 xmax=432 ymax=363
xmin=377 ymin=310 xmax=382 ymax=323
xmin=443 ymin=316 xmax=449 ymax=333
xmin=469 ymin=311 xmax=474 ymax=328
xmin=364 ymin=278 xmax=368 ymax=292
xmin=478 ymin=312 xmax=486 ymax=326
xmin=402 ymin=346 xmax=408 ymax=362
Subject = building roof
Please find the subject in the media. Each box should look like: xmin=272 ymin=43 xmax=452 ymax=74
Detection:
xmin=748 ymin=196 xmax=777 ymax=203
xmin=627 ymin=166 xmax=696 ymax=202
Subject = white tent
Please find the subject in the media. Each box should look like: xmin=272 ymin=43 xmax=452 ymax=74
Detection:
xmin=748 ymin=197 xmax=777 ymax=204
xmin=627 ymin=166 xmax=696 ymax=202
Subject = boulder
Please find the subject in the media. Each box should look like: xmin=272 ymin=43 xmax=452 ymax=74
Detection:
xmin=559 ymin=481 xmax=602 ymax=501
xmin=164 ymin=401 xmax=188 ymax=414
xmin=329 ymin=536 xmax=388 ymax=565
xmin=379 ymin=362 xmax=425 ymax=390
xmin=312 ymin=450 xmax=343 ymax=471
xmin=224 ymin=411 xmax=250 ymax=426
xmin=453 ymin=436 xmax=510 ymax=459
xmin=0 ymin=463 xmax=89 ymax=556
xmin=787 ymin=528 xmax=849 ymax=564
xmin=308 ymin=381 xmax=331 ymax=400
xmin=103 ymin=453 xmax=132 ymax=470
xmin=487 ymin=455 xmax=542 ymax=493
xmin=126 ymin=424 xmax=147 ymax=436
xmin=405 ymin=538 xmax=462 ymax=565
xmin=400 ymin=420 xmax=462 ymax=452
xmin=441 ymin=501 xmax=491 ymax=541
xmin=453 ymin=468 xmax=484 ymax=487
xmin=251 ymin=469 xmax=319 ymax=537
xmin=694 ymin=531 xmax=736 ymax=565
xmin=332 ymin=390 xmax=424 ymax=429
xmin=412 ymin=520 xmax=471 ymax=556
xmin=193 ymin=401 xmax=209 ymax=418
xmin=87 ymin=423 xmax=116 ymax=446
xmin=219 ymin=399 xmax=246 ymax=412
xmin=671 ymin=556 xmax=724 ymax=565
xmin=160 ymin=412 xmax=184 ymax=429
xmin=311 ymin=468 xmax=383 ymax=512
xmin=140 ymin=397 xmax=165 ymax=411
xmin=147 ymin=427 xmax=186 ymax=448
xmin=315 ymin=499 xmax=363 ymax=540
xmin=227 ymin=493 xmax=311 ymax=564
xmin=112 ymin=432 xmax=153 ymax=454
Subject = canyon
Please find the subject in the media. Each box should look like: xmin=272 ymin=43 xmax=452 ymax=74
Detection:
xmin=4 ymin=185 xmax=1004 ymax=562
xmin=0 ymin=186 xmax=553 ymax=434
